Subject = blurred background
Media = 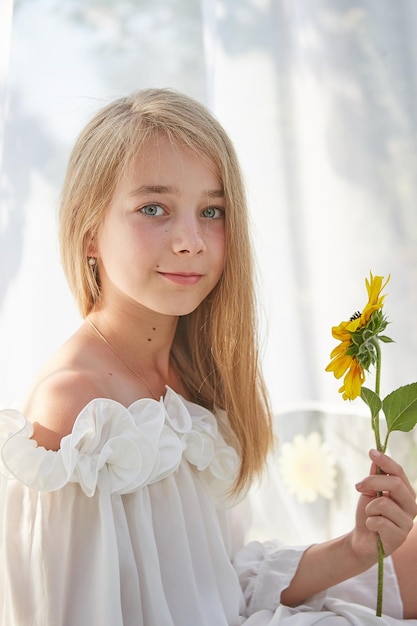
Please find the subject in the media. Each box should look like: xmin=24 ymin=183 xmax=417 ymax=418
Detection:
xmin=1 ymin=0 xmax=417 ymax=542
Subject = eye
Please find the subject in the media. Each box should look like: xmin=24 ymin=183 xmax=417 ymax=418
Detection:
xmin=201 ymin=206 xmax=225 ymax=219
xmin=140 ymin=203 xmax=165 ymax=217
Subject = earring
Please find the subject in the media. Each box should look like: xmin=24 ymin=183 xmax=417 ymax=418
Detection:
xmin=88 ymin=257 xmax=98 ymax=279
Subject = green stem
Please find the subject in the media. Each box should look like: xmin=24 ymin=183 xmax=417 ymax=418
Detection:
xmin=372 ymin=340 xmax=382 ymax=452
xmin=376 ymin=536 xmax=384 ymax=617
xmin=373 ymin=339 xmax=384 ymax=617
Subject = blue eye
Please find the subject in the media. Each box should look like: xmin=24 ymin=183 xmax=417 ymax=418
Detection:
xmin=201 ymin=207 xmax=224 ymax=219
xmin=140 ymin=204 xmax=165 ymax=216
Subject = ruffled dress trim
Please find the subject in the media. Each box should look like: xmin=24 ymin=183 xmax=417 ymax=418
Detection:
xmin=0 ymin=386 xmax=240 ymax=502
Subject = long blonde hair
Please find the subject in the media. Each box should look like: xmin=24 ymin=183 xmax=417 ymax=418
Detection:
xmin=59 ymin=88 xmax=273 ymax=493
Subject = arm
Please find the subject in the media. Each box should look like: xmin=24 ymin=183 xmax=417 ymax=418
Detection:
xmin=281 ymin=449 xmax=417 ymax=607
xmin=392 ymin=521 xmax=417 ymax=619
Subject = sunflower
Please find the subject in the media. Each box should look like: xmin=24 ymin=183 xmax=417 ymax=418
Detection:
xmin=326 ymin=273 xmax=391 ymax=400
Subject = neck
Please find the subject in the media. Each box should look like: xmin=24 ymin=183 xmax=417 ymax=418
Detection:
xmin=87 ymin=305 xmax=178 ymax=378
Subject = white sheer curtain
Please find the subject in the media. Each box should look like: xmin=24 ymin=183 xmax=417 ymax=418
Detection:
xmin=205 ymin=0 xmax=417 ymax=410
xmin=1 ymin=0 xmax=417 ymax=540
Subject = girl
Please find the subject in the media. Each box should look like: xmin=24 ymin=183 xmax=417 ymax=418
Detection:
xmin=0 ymin=88 xmax=416 ymax=625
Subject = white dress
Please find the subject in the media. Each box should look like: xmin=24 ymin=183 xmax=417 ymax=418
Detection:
xmin=0 ymin=387 xmax=414 ymax=626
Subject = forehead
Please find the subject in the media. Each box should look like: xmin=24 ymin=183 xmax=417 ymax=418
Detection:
xmin=126 ymin=133 xmax=222 ymax=187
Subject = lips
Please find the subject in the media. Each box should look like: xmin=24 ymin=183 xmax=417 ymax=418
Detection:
xmin=158 ymin=272 xmax=203 ymax=286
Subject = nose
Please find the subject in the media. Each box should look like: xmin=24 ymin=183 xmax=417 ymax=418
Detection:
xmin=171 ymin=215 xmax=206 ymax=255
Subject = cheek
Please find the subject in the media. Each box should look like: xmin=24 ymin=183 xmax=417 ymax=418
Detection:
xmin=207 ymin=221 xmax=226 ymax=256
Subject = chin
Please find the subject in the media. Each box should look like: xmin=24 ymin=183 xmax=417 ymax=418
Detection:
xmin=155 ymin=298 xmax=204 ymax=317
xmin=162 ymin=305 xmax=201 ymax=317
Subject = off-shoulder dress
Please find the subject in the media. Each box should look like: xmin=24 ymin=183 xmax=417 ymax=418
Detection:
xmin=0 ymin=388 xmax=411 ymax=625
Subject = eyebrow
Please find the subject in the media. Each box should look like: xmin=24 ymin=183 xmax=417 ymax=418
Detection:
xmin=128 ymin=184 xmax=224 ymax=198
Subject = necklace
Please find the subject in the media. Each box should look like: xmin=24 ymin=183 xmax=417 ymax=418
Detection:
xmin=87 ymin=318 xmax=159 ymax=400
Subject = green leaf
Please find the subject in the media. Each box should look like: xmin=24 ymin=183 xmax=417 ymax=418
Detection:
xmin=361 ymin=387 xmax=382 ymax=418
xmin=378 ymin=335 xmax=394 ymax=344
xmin=382 ymin=383 xmax=417 ymax=433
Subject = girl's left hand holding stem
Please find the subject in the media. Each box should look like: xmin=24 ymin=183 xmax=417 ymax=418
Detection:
xmin=353 ymin=449 xmax=417 ymax=565
xmin=281 ymin=450 xmax=417 ymax=609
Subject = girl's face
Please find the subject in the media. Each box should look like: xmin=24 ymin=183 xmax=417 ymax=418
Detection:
xmin=94 ymin=133 xmax=226 ymax=317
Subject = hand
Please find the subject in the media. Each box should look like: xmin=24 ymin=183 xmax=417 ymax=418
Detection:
xmin=352 ymin=449 xmax=417 ymax=567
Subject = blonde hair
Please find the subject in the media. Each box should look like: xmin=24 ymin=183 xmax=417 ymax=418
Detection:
xmin=59 ymin=88 xmax=273 ymax=493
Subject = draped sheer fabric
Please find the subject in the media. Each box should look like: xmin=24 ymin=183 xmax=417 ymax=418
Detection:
xmin=0 ymin=389 xmax=413 ymax=625
xmin=1 ymin=2 xmax=417 ymax=623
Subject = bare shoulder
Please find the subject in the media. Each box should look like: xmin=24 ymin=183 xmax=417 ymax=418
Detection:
xmin=24 ymin=367 xmax=104 ymax=451
xmin=23 ymin=324 xmax=112 ymax=450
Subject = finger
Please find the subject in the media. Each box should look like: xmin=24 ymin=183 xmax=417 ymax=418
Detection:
xmin=365 ymin=515 xmax=411 ymax=556
xmin=365 ymin=504 xmax=416 ymax=557
xmin=366 ymin=494 xmax=416 ymax=533
xmin=357 ymin=474 xmax=417 ymax=518
xmin=368 ymin=449 xmax=416 ymax=497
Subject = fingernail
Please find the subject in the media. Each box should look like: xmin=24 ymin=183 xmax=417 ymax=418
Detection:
xmin=355 ymin=481 xmax=363 ymax=490
xmin=370 ymin=449 xmax=382 ymax=458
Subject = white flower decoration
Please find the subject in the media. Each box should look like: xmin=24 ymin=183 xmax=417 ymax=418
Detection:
xmin=278 ymin=432 xmax=337 ymax=503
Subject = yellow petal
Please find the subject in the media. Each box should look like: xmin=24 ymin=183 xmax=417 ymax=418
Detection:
xmin=331 ymin=324 xmax=352 ymax=341
xmin=365 ymin=272 xmax=390 ymax=307
xmin=340 ymin=360 xmax=365 ymax=401
xmin=329 ymin=341 xmax=351 ymax=359
xmin=326 ymin=353 xmax=353 ymax=379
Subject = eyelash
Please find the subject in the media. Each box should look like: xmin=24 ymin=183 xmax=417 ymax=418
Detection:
xmin=139 ymin=204 xmax=225 ymax=219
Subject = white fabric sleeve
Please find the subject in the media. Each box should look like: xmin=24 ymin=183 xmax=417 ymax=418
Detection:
xmin=233 ymin=540 xmax=328 ymax=616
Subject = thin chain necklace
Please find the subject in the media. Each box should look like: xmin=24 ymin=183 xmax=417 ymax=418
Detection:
xmin=87 ymin=318 xmax=159 ymax=400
